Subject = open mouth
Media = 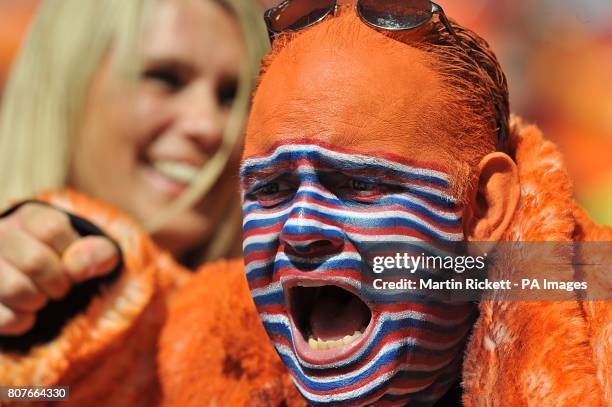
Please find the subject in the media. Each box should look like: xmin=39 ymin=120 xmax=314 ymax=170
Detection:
xmin=289 ymin=284 xmax=372 ymax=352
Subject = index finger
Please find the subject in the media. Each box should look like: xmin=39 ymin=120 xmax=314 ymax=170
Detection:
xmin=14 ymin=203 xmax=79 ymax=255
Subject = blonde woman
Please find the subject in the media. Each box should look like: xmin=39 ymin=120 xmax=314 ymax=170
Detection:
xmin=0 ymin=0 xmax=286 ymax=403
xmin=0 ymin=0 xmax=268 ymax=337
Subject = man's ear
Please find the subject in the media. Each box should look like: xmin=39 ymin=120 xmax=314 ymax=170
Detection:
xmin=464 ymin=152 xmax=519 ymax=244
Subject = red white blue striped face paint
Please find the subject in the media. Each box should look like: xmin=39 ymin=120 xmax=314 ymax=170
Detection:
xmin=241 ymin=142 xmax=476 ymax=406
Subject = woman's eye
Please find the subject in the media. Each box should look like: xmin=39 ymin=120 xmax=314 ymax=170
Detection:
xmin=142 ymin=67 xmax=185 ymax=92
xmin=217 ymin=78 xmax=238 ymax=108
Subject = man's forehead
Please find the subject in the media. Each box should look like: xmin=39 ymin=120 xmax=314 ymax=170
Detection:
xmin=244 ymin=13 xmax=453 ymax=162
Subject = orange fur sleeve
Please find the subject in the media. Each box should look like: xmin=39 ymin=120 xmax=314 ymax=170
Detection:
xmin=0 ymin=190 xmax=183 ymax=406
xmin=462 ymin=117 xmax=611 ymax=406
xmin=158 ymin=258 xmax=304 ymax=407
xmin=573 ymin=204 xmax=612 ymax=404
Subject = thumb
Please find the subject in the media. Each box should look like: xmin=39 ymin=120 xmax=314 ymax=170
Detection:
xmin=62 ymin=236 xmax=119 ymax=283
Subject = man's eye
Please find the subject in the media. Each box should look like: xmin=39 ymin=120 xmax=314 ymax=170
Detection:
xmin=251 ymin=182 xmax=294 ymax=207
xmin=343 ymin=178 xmax=400 ymax=203
xmin=351 ymin=179 xmax=377 ymax=191
xmin=258 ymin=183 xmax=280 ymax=195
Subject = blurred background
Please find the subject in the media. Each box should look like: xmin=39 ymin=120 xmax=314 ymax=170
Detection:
xmin=1 ymin=0 xmax=610 ymax=224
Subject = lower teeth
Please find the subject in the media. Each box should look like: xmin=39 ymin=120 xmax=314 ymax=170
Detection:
xmin=307 ymin=330 xmax=363 ymax=350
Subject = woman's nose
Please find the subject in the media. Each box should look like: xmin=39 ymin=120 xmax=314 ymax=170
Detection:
xmin=175 ymin=82 xmax=225 ymax=152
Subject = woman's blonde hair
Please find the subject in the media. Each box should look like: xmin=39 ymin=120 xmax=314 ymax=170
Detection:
xmin=0 ymin=0 xmax=269 ymax=259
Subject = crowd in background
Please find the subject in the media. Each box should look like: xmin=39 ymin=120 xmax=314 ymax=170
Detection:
xmin=441 ymin=0 xmax=612 ymax=224
xmin=1 ymin=0 xmax=610 ymax=224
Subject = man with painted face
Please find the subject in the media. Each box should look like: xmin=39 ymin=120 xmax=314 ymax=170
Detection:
xmin=240 ymin=2 xmax=499 ymax=404
xmin=238 ymin=0 xmax=611 ymax=405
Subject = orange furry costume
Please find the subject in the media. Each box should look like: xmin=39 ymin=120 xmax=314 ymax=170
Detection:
xmin=0 ymin=117 xmax=610 ymax=406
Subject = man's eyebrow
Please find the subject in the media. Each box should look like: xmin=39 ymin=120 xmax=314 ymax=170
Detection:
xmin=319 ymin=157 xmax=394 ymax=172
xmin=240 ymin=165 xmax=290 ymax=189
xmin=239 ymin=153 xmax=378 ymax=178
xmin=240 ymin=144 xmax=450 ymax=187
xmin=319 ymin=153 xmax=451 ymax=187
xmin=241 ymin=145 xmax=388 ymax=169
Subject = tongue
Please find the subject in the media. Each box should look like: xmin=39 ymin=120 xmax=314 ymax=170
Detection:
xmin=310 ymin=294 xmax=369 ymax=341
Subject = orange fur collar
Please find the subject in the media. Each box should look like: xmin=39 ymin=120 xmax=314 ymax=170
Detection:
xmin=0 ymin=117 xmax=608 ymax=406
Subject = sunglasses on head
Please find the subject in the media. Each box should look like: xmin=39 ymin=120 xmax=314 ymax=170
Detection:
xmin=264 ymin=0 xmax=460 ymax=45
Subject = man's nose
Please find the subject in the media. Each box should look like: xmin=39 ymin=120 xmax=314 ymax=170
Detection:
xmin=175 ymin=82 xmax=225 ymax=153
xmin=279 ymin=196 xmax=345 ymax=258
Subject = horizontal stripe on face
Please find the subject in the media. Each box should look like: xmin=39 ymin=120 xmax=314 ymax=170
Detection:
xmin=260 ymin=310 xmax=474 ymax=364
xmin=288 ymin=364 xmax=463 ymax=406
xmin=244 ymin=184 xmax=460 ymax=223
xmin=240 ymin=143 xmax=470 ymax=405
xmin=259 ymin=311 xmax=472 ymax=403
xmin=240 ymin=144 xmax=452 ymax=188
xmin=243 ymin=188 xmax=461 ymax=232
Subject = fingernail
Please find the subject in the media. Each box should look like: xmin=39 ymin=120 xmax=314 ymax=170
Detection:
xmin=65 ymin=249 xmax=91 ymax=276
xmin=88 ymin=240 xmax=117 ymax=278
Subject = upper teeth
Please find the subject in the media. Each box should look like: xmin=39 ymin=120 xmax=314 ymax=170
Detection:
xmin=153 ymin=161 xmax=200 ymax=184
xmin=296 ymin=281 xmax=326 ymax=288
xmin=307 ymin=330 xmax=363 ymax=350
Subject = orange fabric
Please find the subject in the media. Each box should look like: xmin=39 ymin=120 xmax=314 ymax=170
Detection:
xmin=0 ymin=119 xmax=609 ymax=406
xmin=0 ymin=191 xmax=299 ymax=407
xmin=158 ymin=259 xmax=303 ymax=407
xmin=461 ymin=116 xmax=611 ymax=406
xmin=0 ymin=190 xmax=172 ymax=406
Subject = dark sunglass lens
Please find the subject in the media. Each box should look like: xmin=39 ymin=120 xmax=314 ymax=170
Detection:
xmin=358 ymin=0 xmax=433 ymax=30
xmin=268 ymin=0 xmax=334 ymax=32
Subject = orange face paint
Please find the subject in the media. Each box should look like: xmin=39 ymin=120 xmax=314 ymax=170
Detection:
xmin=244 ymin=11 xmax=460 ymax=165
